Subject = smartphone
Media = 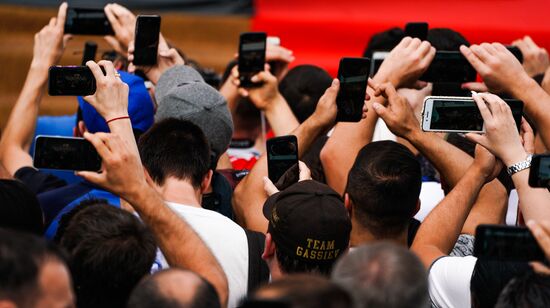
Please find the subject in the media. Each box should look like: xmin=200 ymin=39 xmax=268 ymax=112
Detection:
xmin=238 ymin=32 xmax=267 ymax=88
xmin=420 ymin=51 xmax=477 ymax=83
xmin=474 ymin=224 xmax=546 ymax=262
xmin=81 ymin=41 xmax=98 ymax=66
xmin=33 ymin=136 xmax=102 ymax=172
xmin=370 ymin=51 xmax=389 ymax=77
xmin=48 ymin=66 xmax=96 ymax=96
xmin=133 ymin=15 xmax=161 ymax=66
xmin=529 ymin=155 xmax=550 ymax=188
xmin=506 ymin=45 xmax=524 ymax=63
xmin=405 ymin=22 xmax=429 ymax=40
xmin=336 ymin=57 xmax=370 ymax=122
xmin=421 ymin=96 xmax=523 ymax=133
xmin=267 ymin=135 xmax=298 ymax=185
xmin=64 ymin=7 xmax=114 ymax=35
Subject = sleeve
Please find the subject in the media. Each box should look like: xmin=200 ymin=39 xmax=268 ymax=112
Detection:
xmin=14 ymin=167 xmax=67 ymax=195
xmin=428 ymin=256 xmax=477 ymax=308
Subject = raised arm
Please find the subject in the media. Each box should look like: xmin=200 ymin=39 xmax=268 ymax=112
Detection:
xmin=77 ymin=130 xmax=229 ymax=307
xmin=0 ymin=3 xmax=68 ymax=175
xmin=232 ymin=79 xmax=340 ymax=232
xmin=321 ymin=37 xmax=435 ymax=194
xmin=411 ymin=145 xmax=499 ymax=268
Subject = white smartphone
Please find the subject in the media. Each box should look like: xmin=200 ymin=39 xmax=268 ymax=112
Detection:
xmin=421 ymin=96 xmax=485 ymax=133
xmin=370 ymin=51 xmax=390 ymax=77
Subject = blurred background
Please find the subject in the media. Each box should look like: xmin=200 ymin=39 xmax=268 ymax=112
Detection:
xmin=0 ymin=0 xmax=548 ymax=128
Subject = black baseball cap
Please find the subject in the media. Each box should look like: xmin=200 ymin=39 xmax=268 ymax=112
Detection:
xmin=263 ymin=180 xmax=351 ymax=265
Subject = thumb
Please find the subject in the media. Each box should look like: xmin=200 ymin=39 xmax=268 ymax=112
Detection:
xmin=298 ymin=161 xmax=312 ymax=182
xmin=372 ymin=102 xmax=389 ymax=119
xmin=324 ymin=79 xmax=340 ymax=98
xmin=75 ymin=171 xmax=104 ymax=185
xmin=464 ymin=133 xmax=488 ymax=147
xmin=263 ymin=176 xmax=279 ymax=196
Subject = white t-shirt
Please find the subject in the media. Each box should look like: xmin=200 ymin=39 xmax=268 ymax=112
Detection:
xmin=159 ymin=202 xmax=250 ymax=308
xmin=428 ymin=256 xmax=477 ymax=308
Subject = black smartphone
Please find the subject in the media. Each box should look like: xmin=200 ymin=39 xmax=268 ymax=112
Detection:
xmin=474 ymin=224 xmax=546 ymax=262
xmin=33 ymin=136 xmax=102 ymax=171
xmin=431 ymin=82 xmax=471 ymax=97
xmin=81 ymin=41 xmax=98 ymax=66
xmin=336 ymin=57 xmax=370 ymax=122
xmin=238 ymin=32 xmax=267 ymax=88
xmin=133 ymin=15 xmax=161 ymax=66
xmin=64 ymin=7 xmax=114 ymax=35
xmin=370 ymin=51 xmax=389 ymax=77
xmin=529 ymin=155 xmax=550 ymax=188
xmin=48 ymin=66 xmax=96 ymax=96
xmin=405 ymin=22 xmax=429 ymax=40
xmin=420 ymin=51 xmax=477 ymax=83
xmin=506 ymin=45 xmax=524 ymax=63
xmin=267 ymin=135 xmax=299 ymax=185
xmin=422 ymin=96 xmax=523 ymax=133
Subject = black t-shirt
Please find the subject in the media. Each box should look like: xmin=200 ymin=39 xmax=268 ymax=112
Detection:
xmin=14 ymin=167 xmax=67 ymax=195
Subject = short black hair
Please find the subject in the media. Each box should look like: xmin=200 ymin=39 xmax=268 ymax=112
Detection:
xmin=279 ymin=65 xmax=333 ymax=123
xmin=139 ymin=118 xmax=211 ymax=188
xmin=233 ymin=97 xmax=262 ymax=132
xmin=363 ymin=27 xmax=405 ymax=58
xmin=426 ymin=28 xmax=470 ymax=51
xmin=127 ymin=269 xmax=220 ymax=308
xmin=331 ymin=242 xmax=428 ymax=308
xmin=0 ymin=179 xmax=43 ymax=235
xmin=0 ymin=228 xmax=67 ymax=307
xmin=345 ymin=141 xmax=421 ymax=238
xmin=56 ymin=199 xmax=157 ymax=308
xmin=276 ymin=249 xmax=335 ymax=277
xmin=470 ymin=260 xmax=532 ymax=308
xmin=250 ymin=274 xmax=352 ymax=308
xmin=495 ymin=270 xmax=550 ymax=308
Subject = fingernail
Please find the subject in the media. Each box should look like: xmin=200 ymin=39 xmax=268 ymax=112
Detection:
xmin=332 ymin=79 xmax=339 ymax=86
xmin=471 ymin=91 xmax=478 ymax=97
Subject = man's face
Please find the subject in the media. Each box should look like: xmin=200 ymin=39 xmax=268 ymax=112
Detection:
xmin=34 ymin=260 xmax=75 ymax=308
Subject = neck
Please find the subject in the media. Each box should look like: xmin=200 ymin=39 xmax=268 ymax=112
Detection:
xmin=267 ymin=253 xmax=284 ymax=280
xmin=157 ymin=177 xmax=202 ymax=208
xmin=350 ymin=220 xmax=408 ymax=247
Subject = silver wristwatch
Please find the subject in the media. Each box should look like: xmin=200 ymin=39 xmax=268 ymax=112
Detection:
xmin=506 ymin=154 xmax=533 ymax=176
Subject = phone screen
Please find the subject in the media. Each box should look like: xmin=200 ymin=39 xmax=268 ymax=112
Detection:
xmin=133 ymin=15 xmax=161 ymax=66
xmin=48 ymin=66 xmax=96 ymax=96
xmin=529 ymin=155 xmax=550 ymax=188
xmin=420 ymin=51 xmax=476 ymax=83
xmin=429 ymin=100 xmax=484 ymax=132
xmin=336 ymin=57 xmax=370 ymax=122
xmin=82 ymin=41 xmax=98 ymax=66
xmin=65 ymin=8 xmax=114 ymax=35
xmin=405 ymin=22 xmax=428 ymax=40
xmin=33 ymin=136 xmax=102 ymax=171
xmin=267 ymin=136 xmax=298 ymax=185
xmin=238 ymin=32 xmax=267 ymax=87
xmin=474 ymin=225 xmax=546 ymax=262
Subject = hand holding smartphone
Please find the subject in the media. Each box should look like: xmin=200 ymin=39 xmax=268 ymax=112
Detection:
xmin=336 ymin=57 xmax=370 ymax=122
xmin=64 ymin=7 xmax=114 ymax=35
xmin=474 ymin=224 xmax=546 ymax=262
xmin=33 ymin=136 xmax=102 ymax=171
xmin=133 ymin=15 xmax=161 ymax=66
xmin=238 ymin=32 xmax=267 ymax=88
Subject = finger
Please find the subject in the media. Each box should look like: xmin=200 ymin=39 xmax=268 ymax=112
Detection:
xmin=56 ymin=2 xmax=68 ymax=28
xmin=49 ymin=17 xmax=56 ymax=28
xmin=324 ymin=79 xmax=340 ymax=98
xmin=97 ymin=60 xmax=116 ymax=77
xmin=62 ymin=34 xmax=72 ymax=46
xmin=83 ymin=132 xmax=111 ymax=159
xmin=407 ymin=38 xmax=422 ymax=50
xmin=104 ymin=4 xmax=122 ymax=31
xmin=263 ymin=177 xmax=279 ymax=196
xmin=461 ymin=45 xmax=490 ymax=74
xmin=396 ymin=36 xmax=412 ymax=49
xmin=470 ymin=44 xmax=493 ymax=62
xmin=478 ymin=93 xmax=505 ymax=115
xmin=464 ymin=133 xmax=489 ymax=148
xmin=250 ymin=71 xmax=267 ymax=83
xmin=367 ymin=77 xmax=378 ymax=90
xmin=298 ymin=161 xmax=312 ymax=182
xmin=530 ymin=262 xmax=550 ymax=275
xmin=238 ymin=88 xmax=249 ymax=97
xmin=86 ymin=61 xmax=106 ymax=82
xmin=461 ymin=82 xmax=488 ymax=92
xmin=524 ymin=36 xmax=538 ymax=49
xmin=379 ymin=83 xmax=399 ymax=100
xmin=480 ymin=42 xmax=497 ymax=56
xmin=412 ymin=80 xmax=428 ymax=90
xmin=471 ymin=92 xmax=493 ymax=121
xmin=372 ymin=102 xmax=388 ymax=119
xmin=419 ymin=46 xmax=436 ymax=69
xmin=417 ymin=41 xmax=431 ymax=56
xmin=75 ymin=170 xmax=105 ymax=184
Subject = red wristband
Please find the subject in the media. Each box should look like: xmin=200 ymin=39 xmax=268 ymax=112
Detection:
xmin=106 ymin=116 xmax=130 ymax=124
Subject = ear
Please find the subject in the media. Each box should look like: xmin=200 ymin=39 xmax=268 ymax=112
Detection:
xmin=261 ymin=233 xmax=276 ymax=261
xmin=414 ymin=199 xmax=421 ymax=216
xmin=77 ymin=120 xmax=87 ymax=137
xmin=200 ymin=170 xmax=214 ymax=194
xmin=344 ymin=193 xmax=353 ymax=217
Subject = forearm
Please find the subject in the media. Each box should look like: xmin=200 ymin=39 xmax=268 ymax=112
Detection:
xmin=130 ymin=186 xmax=229 ymax=307
xmin=264 ymin=94 xmax=299 ymax=136
xmin=411 ymin=167 xmax=485 ymax=266
xmin=107 ymin=119 xmax=139 ymax=157
xmin=0 ymin=65 xmax=49 ymax=174
xmin=512 ymin=169 xmax=550 ymax=221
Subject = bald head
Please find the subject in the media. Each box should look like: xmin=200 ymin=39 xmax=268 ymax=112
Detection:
xmin=126 ymin=269 xmax=220 ymax=308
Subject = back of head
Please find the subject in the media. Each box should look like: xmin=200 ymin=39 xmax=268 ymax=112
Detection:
xmin=56 ymin=199 xmax=157 ymax=308
xmin=139 ymin=118 xmax=211 ymax=188
xmin=0 ymin=179 xmax=43 ymax=235
xmin=346 ymin=141 xmax=421 ymax=239
xmin=426 ymin=28 xmax=470 ymax=51
xmin=470 ymin=260 xmax=533 ymax=308
xmin=363 ymin=27 xmax=405 ymax=58
xmin=0 ymin=228 xmax=66 ymax=307
xmin=233 ymin=97 xmax=262 ymax=133
xmin=251 ymin=274 xmax=352 ymax=308
xmin=495 ymin=271 xmax=550 ymax=308
xmin=127 ymin=269 xmax=220 ymax=308
xmin=331 ymin=242 xmax=428 ymax=308
xmin=279 ymin=65 xmax=332 ymax=123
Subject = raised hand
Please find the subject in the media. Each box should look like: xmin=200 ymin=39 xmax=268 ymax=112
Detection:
xmin=31 ymin=2 xmax=70 ymax=69
xmin=233 ymin=64 xmax=281 ymax=111
xmin=513 ymin=36 xmax=550 ymax=77
xmin=104 ymin=3 xmax=136 ymax=56
xmin=127 ymin=36 xmax=184 ymax=84
xmin=372 ymin=82 xmax=420 ymax=138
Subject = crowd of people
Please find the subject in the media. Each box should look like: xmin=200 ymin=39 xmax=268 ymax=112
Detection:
xmin=2 ymin=2 xmax=550 ymax=307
